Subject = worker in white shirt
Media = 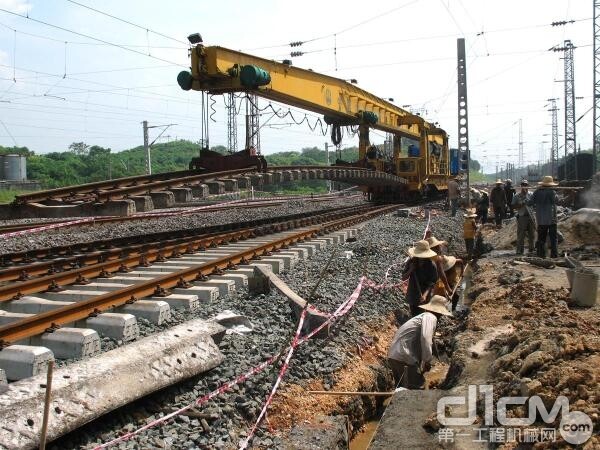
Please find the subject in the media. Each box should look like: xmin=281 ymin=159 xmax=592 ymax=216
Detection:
xmin=387 ymin=295 xmax=452 ymax=389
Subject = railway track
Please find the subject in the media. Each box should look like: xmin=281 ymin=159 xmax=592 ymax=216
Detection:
xmin=0 ymin=201 xmax=400 ymax=449
xmin=0 ymin=192 xmax=359 ymax=236
xmin=11 ymin=165 xmax=403 ymax=206
xmin=0 ymin=203 xmax=397 ymax=349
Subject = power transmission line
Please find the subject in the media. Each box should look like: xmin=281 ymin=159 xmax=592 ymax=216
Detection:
xmin=65 ymin=0 xmax=188 ymax=45
xmin=0 ymin=8 xmax=187 ymax=67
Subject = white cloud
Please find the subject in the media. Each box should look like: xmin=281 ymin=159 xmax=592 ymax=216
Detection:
xmin=0 ymin=0 xmax=32 ymax=14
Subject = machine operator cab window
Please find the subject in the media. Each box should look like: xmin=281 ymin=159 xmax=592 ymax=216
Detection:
xmin=398 ymin=160 xmax=416 ymax=173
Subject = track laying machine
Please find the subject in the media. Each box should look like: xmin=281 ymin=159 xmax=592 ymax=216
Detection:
xmin=178 ymin=36 xmax=456 ymax=200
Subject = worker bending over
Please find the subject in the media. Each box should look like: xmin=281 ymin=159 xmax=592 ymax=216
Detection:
xmin=402 ymin=240 xmax=438 ymax=316
xmin=387 ymin=295 xmax=452 ymax=389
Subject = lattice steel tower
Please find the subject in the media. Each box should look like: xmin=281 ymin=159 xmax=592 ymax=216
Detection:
xmin=548 ymin=98 xmax=559 ymax=177
xmin=563 ymin=39 xmax=576 ymax=180
xmin=245 ymin=94 xmax=260 ymax=153
xmin=594 ymin=1 xmax=600 ymax=174
xmin=226 ymin=93 xmax=238 ymax=154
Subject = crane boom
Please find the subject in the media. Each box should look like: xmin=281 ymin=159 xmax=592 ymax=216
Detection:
xmin=179 ymin=45 xmax=432 ymax=140
xmin=178 ymin=41 xmax=453 ymax=199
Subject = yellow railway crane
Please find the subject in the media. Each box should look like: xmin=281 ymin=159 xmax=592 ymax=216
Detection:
xmin=177 ymin=40 xmax=451 ymax=200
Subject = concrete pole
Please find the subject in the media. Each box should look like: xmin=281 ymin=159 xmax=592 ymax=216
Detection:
xmin=143 ymin=120 xmax=151 ymax=175
xmin=325 ymin=142 xmax=331 ymax=192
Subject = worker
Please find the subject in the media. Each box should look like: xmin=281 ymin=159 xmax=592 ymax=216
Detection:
xmin=387 ymin=295 xmax=452 ymax=389
xmin=463 ymin=212 xmax=477 ymax=260
xmin=476 ymin=191 xmax=489 ymax=224
xmin=528 ymin=175 xmax=559 ymax=258
xmin=433 ymin=255 xmax=464 ymax=311
xmin=402 ymin=240 xmax=438 ymax=317
xmin=426 ymin=236 xmax=452 ymax=296
xmin=447 ymin=177 xmax=460 ymax=217
xmin=504 ymin=179 xmax=516 ymax=218
xmin=490 ymin=179 xmax=507 ymax=228
xmin=512 ymin=180 xmax=535 ymax=255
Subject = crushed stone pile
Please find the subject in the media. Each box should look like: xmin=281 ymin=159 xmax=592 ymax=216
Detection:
xmin=487 ymin=282 xmax=600 ymax=448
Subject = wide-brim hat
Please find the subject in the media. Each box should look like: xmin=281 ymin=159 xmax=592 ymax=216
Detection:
xmin=426 ymin=236 xmax=447 ymax=249
xmin=420 ymin=295 xmax=453 ymax=316
xmin=539 ymin=175 xmax=558 ymax=187
xmin=495 ymin=179 xmax=503 ymax=184
xmin=407 ymin=240 xmax=437 ymax=258
xmin=520 ymin=180 xmax=529 ymax=186
xmin=442 ymin=255 xmax=457 ymax=272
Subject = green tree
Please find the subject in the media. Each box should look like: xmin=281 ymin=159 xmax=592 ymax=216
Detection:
xmin=68 ymin=142 xmax=90 ymax=156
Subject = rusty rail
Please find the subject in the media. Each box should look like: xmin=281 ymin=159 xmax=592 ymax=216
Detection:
xmin=13 ymin=165 xmax=405 ymax=204
xmin=0 ymin=205 xmax=397 ymax=345
xmin=0 ymin=204 xmax=381 ymax=300
xmin=0 ymin=204 xmax=361 ymax=265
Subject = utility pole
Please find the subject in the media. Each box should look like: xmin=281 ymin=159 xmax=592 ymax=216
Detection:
xmin=142 ymin=121 xmax=177 ymax=175
xmin=226 ymin=92 xmax=238 ymax=154
xmin=548 ymin=98 xmax=559 ymax=177
xmin=518 ymin=118 xmax=523 ymax=170
xmin=457 ymin=38 xmax=470 ymax=206
xmin=594 ymin=1 xmax=600 ymax=174
xmin=325 ymin=142 xmax=331 ymax=192
xmin=143 ymin=120 xmax=150 ymax=175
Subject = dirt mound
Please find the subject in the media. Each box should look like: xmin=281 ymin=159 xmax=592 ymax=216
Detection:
xmin=560 ymin=208 xmax=600 ymax=245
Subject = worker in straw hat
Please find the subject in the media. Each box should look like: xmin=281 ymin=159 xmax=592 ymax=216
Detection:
xmin=512 ymin=180 xmax=535 ymax=255
xmin=402 ymin=240 xmax=439 ymax=317
xmin=426 ymin=236 xmax=454 ymax=296
xmin=387 ymin=295 xmax=452 ymax=389
xmin=528 ymin=175 xmax=559 ymax=258
xmin=463 ymin=212 xmax=478 ymax=259
xmin=433 ymin=255 xmax=465 ymax=311
xmin=490 ymin=179 xmax=507 ymax=228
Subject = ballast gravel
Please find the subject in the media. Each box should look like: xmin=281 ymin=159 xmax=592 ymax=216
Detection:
xmin=0 ymin=197 xmax=365 ymax=254
xmin=49 ymin=207 xmax=464 ymax=450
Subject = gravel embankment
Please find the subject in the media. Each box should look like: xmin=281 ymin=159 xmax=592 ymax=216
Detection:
xmin=0 ymin=198 xmax=366 ymax=254
xmin=50 ymin=208 xmax=464 ymax=450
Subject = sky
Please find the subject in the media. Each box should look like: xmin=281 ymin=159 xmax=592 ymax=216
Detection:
xmin=0 ymin=0 xmax=593 ymax=173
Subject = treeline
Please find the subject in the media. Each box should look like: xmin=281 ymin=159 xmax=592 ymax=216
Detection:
xmin=0 ymin=141 xmax=361 ymax=189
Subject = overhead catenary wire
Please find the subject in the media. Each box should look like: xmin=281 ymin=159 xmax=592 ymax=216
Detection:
xmin=65 ymin=0 xmax=188 ymax=46
xmin=0 ymin=8 xmax=188 ymax=67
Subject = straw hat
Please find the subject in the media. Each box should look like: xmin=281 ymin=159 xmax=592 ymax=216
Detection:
xmin=463 ymin=212 xmax=477 ymax=218
xmin=419 ymin=295 xmax=452 ymax=316
xmin=407 ymin=240 xmax=437 ymax=258
xmin=539 ymin=175 xmax=558 ymax=187
xmin=426 ymin=236 xmax=447 ymax=249
xmin=442 ymin=255 xmax=457 ymax=272
xmin=495 ymin=179 xmax=503 ymax=184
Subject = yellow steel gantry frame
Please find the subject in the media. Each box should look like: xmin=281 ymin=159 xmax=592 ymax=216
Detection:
xmin=179 ymin=44 xmax=450 ymax=192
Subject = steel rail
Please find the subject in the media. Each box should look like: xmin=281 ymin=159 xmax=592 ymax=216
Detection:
xmin=0 ymin=204 xmax=398 ymax=345
xmin=0 ymin=194 xmax=356 ymax=236
xmin=0 ymin=205 xmax=380 ymax=299
xmin=12 ymin=168 xmax=205 ymax=204
xmin=0 ymin=204 xmax=361 ymax=265
xmin=14 ymin=165 xmax=402 ymax=204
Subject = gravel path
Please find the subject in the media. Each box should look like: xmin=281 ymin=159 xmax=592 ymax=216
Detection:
xmin=0 ymin=198 xmax=366 ymax=254
xmin=50 ymin=207 xmax=464 ymax=450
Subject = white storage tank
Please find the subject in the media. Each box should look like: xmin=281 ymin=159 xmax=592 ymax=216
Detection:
xmin=3 ymin=154 xmax=26 ymax=181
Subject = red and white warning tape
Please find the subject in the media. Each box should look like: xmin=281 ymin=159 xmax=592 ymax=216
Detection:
xmin=94 ymin=277 xmax=366 ymax=450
